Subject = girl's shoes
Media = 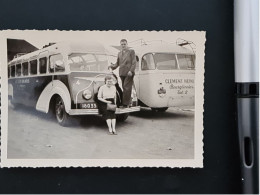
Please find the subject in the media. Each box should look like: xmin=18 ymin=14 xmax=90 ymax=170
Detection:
xmin=112 ymin=130 xmax=117 ymax=135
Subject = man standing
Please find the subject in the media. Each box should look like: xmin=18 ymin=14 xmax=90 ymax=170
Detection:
xmin=109 ymin=39 xmax=136 ymax=107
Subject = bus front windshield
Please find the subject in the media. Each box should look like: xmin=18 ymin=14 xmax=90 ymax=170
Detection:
xmin=68 ymin=53 xmax=116 ymax=71
xmin=150 ymin=53 xmax=195 ymax=70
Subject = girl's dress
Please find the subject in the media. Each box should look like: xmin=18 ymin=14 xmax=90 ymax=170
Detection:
xmin=97 ymin=85 xmax=117 ymax=119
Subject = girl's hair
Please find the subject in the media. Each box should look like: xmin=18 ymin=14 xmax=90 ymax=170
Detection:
xmin=120 ymin=39 xmax=127 ymax=43
xmin=104 ymin=75 xmax=113 ymax=83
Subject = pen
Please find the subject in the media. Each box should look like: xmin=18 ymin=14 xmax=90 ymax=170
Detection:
xmin=234 ymin=0 xmax=259 ymax=193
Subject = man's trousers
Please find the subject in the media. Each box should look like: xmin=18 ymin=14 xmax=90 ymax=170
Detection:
xmin=120 ymin=75 xmax=134 ymax=106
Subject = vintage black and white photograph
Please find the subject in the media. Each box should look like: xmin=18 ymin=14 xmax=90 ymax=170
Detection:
xmin=0 ymin=30 xmax=205 ymax=167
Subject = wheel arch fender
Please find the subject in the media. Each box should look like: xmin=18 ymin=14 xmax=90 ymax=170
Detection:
xmin=36 ymin=80 xmax=71 ymax=113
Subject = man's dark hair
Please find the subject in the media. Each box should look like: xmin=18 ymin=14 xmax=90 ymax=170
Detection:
xmin=120 ymin=39 xmax=127 ymax=43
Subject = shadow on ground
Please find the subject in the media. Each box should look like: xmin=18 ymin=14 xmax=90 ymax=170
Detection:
xmin=130 ymin=107 xmax=194 ymax=120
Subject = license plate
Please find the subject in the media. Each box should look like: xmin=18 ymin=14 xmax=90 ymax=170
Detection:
xmin=80 ymin=103 xmax=97 ymax=109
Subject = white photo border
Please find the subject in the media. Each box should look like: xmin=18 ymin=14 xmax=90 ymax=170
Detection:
xmin=0 ymin=30 xmax=205 ymax=168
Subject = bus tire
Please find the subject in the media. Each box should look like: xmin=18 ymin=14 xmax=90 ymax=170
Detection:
xmin=46 ymin=97 xmax=56 ymax=119
xmin=10 ymin=99 xmax=19 ymax=109
xmin=151 ymin=107 xmax=168 ymax=112
xmin=116 ymin=113 xmax=129 ymax=122
xmin=55 ymin=96 xmax=70 ymax=126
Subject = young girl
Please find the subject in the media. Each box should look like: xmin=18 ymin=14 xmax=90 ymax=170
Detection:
xmin=98 ymin=75 xmax=117 ymax=135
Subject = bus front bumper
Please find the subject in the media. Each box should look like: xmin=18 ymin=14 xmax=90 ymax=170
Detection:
xmin=68 ymin=106 xmax=140 ymax=115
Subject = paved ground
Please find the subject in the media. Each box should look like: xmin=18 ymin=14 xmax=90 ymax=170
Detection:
xmin=7 ymin=104 xmax=194 ymax=159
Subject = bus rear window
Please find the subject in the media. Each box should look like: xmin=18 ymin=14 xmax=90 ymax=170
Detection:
xmin=177 ymin=54 xmax=195 ymax=70
xmin=153 ymin=53 xmax=177 ymax=70
xmin=16 ymin=64 xmax=22 ymax=76
xmin=22 ymin=62 xmax=29 ymax=76
xmin=30 ymin=59 xmax=38 ymax=75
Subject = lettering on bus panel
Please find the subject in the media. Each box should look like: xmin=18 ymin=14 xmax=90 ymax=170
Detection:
xmin=165 ymin=79 xmax=194 ymax=84
xmin=15 ymin=78 xmax=30 ymax=84
xmin=169 ymin=84 xmax=194 ymax=95
xmin=165 ymin=79 xmax=194 ymax=95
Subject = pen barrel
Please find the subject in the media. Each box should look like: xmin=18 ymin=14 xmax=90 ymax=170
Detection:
xmin=234 ymin=0 xmax=259 ymax=83
xmin=236 ymin=96 xmax=259 ymax=194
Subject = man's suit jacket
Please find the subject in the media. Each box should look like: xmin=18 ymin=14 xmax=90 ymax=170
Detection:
xmin=110 ymin=49 xmax=136 ymax=77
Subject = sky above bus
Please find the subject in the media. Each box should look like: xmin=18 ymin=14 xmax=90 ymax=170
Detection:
xmin=4 ymin=30 xmax=202 ymax=50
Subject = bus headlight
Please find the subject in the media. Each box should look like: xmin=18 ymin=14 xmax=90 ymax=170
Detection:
xmin=158 ymin=87 xmax=166 ymax=98
xmin=82 ymin=89 xmax=92 ymax=100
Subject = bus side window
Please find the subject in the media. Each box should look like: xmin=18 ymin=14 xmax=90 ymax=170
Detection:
xmin=16 ymin=64 xmax=22 ymax=77
xmin=8 ymin=67 xmax=10 ymax=78
xmin=177 ymin=54 xmax=195 ymax=70
xmin=39 ymin=57 xmax=47 ymax=74
xmin=30 ymin=59 xmax=38 ymax=75
xmin=11 ymin=65 xmax=15 ymax=77
xmin=50 ymin=54 xmax=65 ymax=72
xmin=141 ymin=54 xmax=155 ymax=70
xmin=22 ymin=62 xmax=29 ymax=76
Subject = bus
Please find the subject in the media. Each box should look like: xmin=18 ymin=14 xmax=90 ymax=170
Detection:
xmin=8 ymin=41 xmax=140 ymax=126
xmin=132 ymin=42 xmax=195 ymax=112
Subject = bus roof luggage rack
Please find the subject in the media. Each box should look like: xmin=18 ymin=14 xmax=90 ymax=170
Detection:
xmin=128 ymin=39 xmax=171 ymax=47
xmin=113 ymin=38 xmax=196 ymax=54
xmin=176 ymin=38 xmax=196 ymax=54
xmin=13 ymin=53 xmax=27 ymax=59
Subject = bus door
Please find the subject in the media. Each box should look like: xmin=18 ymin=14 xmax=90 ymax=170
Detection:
xmin=138 ymin=53 xmax=156 ymax=103
xmin=12 ymin=61 xmax=24 ymax=104
xmin=133 ymin=55 xmax=141 ymax=98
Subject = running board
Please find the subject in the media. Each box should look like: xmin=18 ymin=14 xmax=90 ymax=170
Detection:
xmin=68 ymin=106 xmax=140 ymax=115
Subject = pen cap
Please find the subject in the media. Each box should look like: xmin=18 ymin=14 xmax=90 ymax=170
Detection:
xmin=234 ymin=0 xmax=259 ymax=83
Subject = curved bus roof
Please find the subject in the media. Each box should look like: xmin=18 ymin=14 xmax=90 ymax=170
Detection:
xmin=133 ymin=43 xmax=195 ymax=57
xmin=8 ymin=41 xmax=118 ymax=65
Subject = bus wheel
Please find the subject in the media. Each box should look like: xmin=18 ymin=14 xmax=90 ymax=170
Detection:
xmin=116 ymin=113 xmax=129 ymax=122
xmin=151 ymin=107 xmax=168 ymax=112
xmin=10 ymin=99 xmax=19 ymax=109
xmin=55 ymin=96 xmax=69 ymax=126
